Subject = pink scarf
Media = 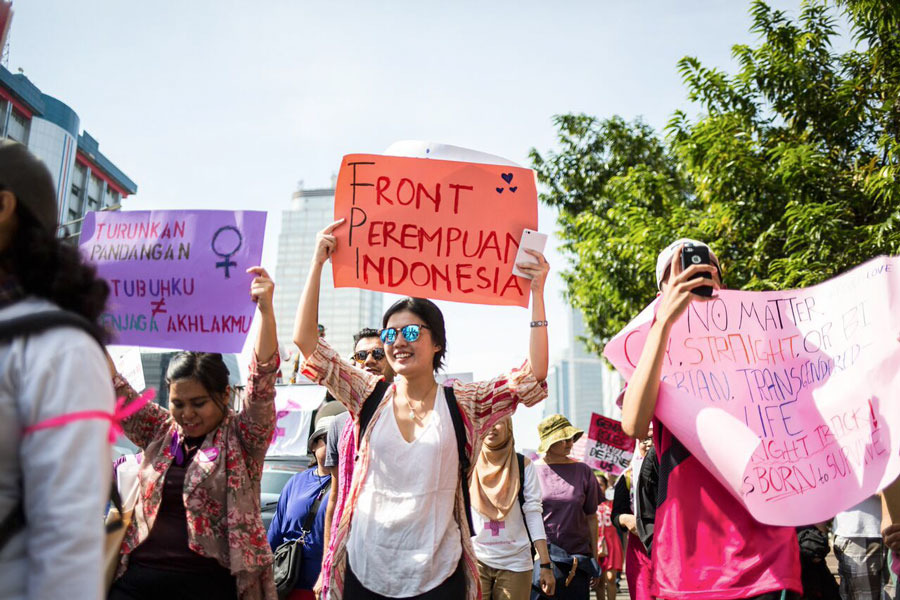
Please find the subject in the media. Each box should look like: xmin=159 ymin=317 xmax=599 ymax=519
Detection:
xmin=320 ymin=416 xmax=356 ymax=598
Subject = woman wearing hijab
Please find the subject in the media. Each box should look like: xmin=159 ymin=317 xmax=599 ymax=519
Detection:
xmin=471 ymin=417 xmax=555 ymax=599
xmin=533 ymin=415 xmax=601 ymax=600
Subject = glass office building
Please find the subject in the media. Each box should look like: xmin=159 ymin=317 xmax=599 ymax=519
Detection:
xmin=544 ymin=308 xmax=623 ymax=429
xmin=274 ymin=185 xmax=383 ymax=365
xmin=0 ymin=66 xmax=137 ymax=238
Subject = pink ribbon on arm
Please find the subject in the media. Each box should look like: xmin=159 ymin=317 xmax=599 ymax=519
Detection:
xmin=22 ymin=388 xmax=156 ymax=443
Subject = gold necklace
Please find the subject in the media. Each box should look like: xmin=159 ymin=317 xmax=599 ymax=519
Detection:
xmin=404 ymin=383 xmax=436 ymax=421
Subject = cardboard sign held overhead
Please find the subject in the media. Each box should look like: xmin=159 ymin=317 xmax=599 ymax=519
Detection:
xmin=332 ymin=154 xmax=538 ymax=307
xmin=604 ymin=255 xmax=900 ymax=526
xmin=80 ymin=210 xmax=267 ymax=353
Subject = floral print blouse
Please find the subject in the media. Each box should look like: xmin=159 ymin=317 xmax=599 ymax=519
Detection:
xmin=113 ymin=351 xmax=279 ymax=600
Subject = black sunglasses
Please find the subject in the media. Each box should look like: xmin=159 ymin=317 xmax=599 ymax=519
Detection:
xmin=353 ymin=348 xmax=386 ymax=362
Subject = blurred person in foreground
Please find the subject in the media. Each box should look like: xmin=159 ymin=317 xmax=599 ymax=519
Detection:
xmin=0 ymin=140 xmax=115 ymax=599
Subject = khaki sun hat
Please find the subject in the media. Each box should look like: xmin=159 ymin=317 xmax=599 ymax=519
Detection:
xmin=537 ymin=414 xmax=583 ymax=454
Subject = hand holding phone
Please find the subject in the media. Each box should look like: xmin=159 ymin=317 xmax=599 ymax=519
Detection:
xmin=512 ymin=229 xmax=548 ymax=279
xmin=680 ymin=243 xmax=713 ymax=296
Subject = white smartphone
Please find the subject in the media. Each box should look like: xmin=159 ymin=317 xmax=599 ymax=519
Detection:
xmin=512 ymin=229 xmax=548 ymax=278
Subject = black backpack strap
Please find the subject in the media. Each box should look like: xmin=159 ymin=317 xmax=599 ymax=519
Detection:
xmin=0 ymin=309 xmax=104 ymax=552
xmin=357 ymin=379 xmax=390 ymax=441
xmin=443 ymin=386 xmax=475 ymax=536
xmin=0 ymin=310 xmax=102 ymax=346
xmin=299 ymin=478 xmax=330 ymax=541
xmin=0 ymin=498 xmax=25 ymax=552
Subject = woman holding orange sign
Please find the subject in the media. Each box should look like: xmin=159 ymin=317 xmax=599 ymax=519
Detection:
xmin=294 ymin=218 xmax=552 ymax=600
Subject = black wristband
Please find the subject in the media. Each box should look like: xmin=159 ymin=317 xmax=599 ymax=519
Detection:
xmin=540 ymin=562 xmax=552 ymax=570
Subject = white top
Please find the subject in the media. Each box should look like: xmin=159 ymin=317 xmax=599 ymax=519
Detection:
xmin=833 ymin=495 xmax=882 ymax=538
xmin=0 ymin=298 xmax=114 ymax=600
xmin=471 ymin=461 xmax=547 ymax=572
xmin=348 ymin=386 xmax=461 ymax=597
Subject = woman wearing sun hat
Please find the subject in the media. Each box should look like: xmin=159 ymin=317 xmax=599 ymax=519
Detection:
xmin=533 ymin=414 xmax=601 ymax=600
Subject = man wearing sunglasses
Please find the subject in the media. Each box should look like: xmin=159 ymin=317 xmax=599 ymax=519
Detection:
xmin=351 ymin=328 xmax=394 ymax=380
xmin=316 ymin=328 xmax=394 ymax=599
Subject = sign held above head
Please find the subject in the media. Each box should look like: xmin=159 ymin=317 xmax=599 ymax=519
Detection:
xmin=604 ymin=255 xmax=900 ymax=525
xmin=332 ymin=144 xmax=539 ymax=307
xmin=79 ymin=209 xmax=267 ymax=353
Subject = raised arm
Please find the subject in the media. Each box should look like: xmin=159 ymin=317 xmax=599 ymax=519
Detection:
xmin=516 ymin=249 xmax=550 ymax=381
xmin=621 ymin=245 xmax=718 ymax=439
xmin=293 ymin=219 xmax=344 ymax=359
xmin=237 ymin=267 xmax=279 ymax=463
xmin=248 ymin=266 xmax=278 ymax=363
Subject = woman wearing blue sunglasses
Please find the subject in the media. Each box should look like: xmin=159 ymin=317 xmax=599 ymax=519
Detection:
xmin=293 ymin=219 xmax=550 ymax=600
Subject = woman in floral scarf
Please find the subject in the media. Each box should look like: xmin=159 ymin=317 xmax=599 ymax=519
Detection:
xmin=107 ymin=267 xmax=280 ymax=600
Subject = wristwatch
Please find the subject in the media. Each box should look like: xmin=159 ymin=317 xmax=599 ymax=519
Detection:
xmin=539 ymin=562 xmax=552 ymax=570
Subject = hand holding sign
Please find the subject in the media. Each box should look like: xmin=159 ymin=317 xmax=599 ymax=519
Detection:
xmin=247 ymin=267 xmax=274 ymax=316
xmin=314 ymin=219 xmax=345 ymax=266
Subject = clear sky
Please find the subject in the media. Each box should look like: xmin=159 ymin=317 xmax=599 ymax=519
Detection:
xmin=9 ymin=0 xmax=816 ymax=448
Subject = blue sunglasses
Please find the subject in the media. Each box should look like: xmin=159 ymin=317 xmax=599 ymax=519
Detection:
xmin=380 ymin=324 xmax=430 ymax=345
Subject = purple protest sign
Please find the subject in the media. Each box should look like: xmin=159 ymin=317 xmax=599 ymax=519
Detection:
xmin=79 ymin=210 xmax=267 ymax=352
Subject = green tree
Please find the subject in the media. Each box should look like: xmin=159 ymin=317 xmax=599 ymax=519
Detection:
xmin=531 ymin=0 xmax=900 ymax=354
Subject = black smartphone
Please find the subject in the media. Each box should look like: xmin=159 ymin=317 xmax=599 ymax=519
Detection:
xmin=680 ymin=244 xmax=713 ymax=296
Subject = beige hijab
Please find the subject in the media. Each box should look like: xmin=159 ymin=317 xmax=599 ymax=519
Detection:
xmin=470 ymin=417 xmax=523 ymax=521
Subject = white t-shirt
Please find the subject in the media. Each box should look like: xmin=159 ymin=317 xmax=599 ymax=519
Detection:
xmin=348 ymin=386 xmax=462 ymax=596
xmin=833 ymin=495 xmax=882 ymax=538
xmin=471 ymin=461 xmax=547 ymax=572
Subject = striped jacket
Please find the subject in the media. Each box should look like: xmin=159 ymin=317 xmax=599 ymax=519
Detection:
xmin=301 ymin=339 xmax=547 ymax=600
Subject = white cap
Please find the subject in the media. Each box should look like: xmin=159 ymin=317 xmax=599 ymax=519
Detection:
xmin=655 ymin=238 xmax=711 ymax=290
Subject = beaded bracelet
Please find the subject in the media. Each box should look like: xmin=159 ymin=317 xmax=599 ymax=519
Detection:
xmin=530 ymin=320 xmax=548 ymax=327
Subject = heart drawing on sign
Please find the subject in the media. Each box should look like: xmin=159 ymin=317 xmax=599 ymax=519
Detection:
xmin=501 ymin=173 xmax=514 ymax=184
xmin=509 ymin=186 xmax=518 ymax=193
xmin=496 ymin=187 xmax=504 ymax=194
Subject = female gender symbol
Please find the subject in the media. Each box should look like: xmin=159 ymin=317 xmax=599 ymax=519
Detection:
xmin=211 ymin=225 xmax=243 ymax=278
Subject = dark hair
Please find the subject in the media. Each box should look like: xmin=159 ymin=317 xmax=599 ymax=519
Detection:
xmin=166 ymin=352 xmax=231 ymax=410
xmin=597 ymin=473 xmax=609 ymax=486
xmin=353 ymin=327 xmax=381 ymax=346
xmin=382 ymin=297 xmax=446 ymax=371
xmin=1 ymin=165 xmax=110 ymax=343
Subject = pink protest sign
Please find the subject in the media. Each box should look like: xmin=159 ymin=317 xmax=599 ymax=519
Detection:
xmin=604 ymin=256 xmax=900 ymax=526
xmin=79 ymin=210 xmax=267 ymax=352
xmin=585 ymin=413 xmax=634 ymax=476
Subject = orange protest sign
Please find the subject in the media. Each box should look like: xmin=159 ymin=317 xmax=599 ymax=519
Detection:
xmin=332 ymin=154 xmax=538 ymax=307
